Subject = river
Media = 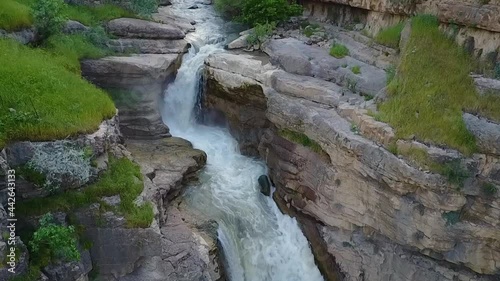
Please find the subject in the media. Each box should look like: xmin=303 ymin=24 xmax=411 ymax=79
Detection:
xmin=161 ymin=1 xmax=324 ymax=280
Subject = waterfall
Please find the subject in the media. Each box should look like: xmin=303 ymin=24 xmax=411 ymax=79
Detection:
xmin=162 ymin=1 xmax=324 ymax=280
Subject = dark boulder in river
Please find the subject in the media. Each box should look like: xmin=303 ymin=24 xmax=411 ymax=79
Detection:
xmin=258 ymin=175 xmax=271 ymax=196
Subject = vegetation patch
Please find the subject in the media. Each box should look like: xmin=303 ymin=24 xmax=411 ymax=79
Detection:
xmin=17 ymin=157 xmax=154 ymax=228
xmin=351 ymin=65 xmax=361 ymax=74
xmin=374 ymin=23 xmax=404 ymax=48
xmin=442 ymin=211 xmax=461 ymax=226
xmin=43 ymin=32 xmax=109 ymax=73
xmin=378 ymin=15 xmax=500 ymax=154
xmin=329 ymin=43 xmax=349 ymax=58
xmin=247 ymin=22 xmax=275 ymax=49
xmin=482 ymin=183 xmax=498 ymax=196
xmin=63 ymin=4 xmax=135 ymax=26
xmin=0 ymin=0 xmax=33 ymax=31
xmin=279 ymin=129 xmax=325 ymax=155
xmin=302 ymin=23 xmax=321 ymax=37
xmin=30 ymin=213 xmax=80 ymax=267
xmin=214 ymin=0 xmax=302 ymax=26
xmin=0 ymin=39 xmax=115 ymax=148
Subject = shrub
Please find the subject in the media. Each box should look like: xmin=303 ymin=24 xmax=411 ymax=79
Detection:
xmin=25 ymin=142 xmax=93 ymax=191
xmin=378 ymin=15 xmax=500 ymax=154
xmin=482 ymin=183 xmax=498 ymax=196
xmin=33 ymin=0 xmax=67 ymax=38
xmin=30 ymin=213 xmax=80 ymax=265
xmin=374 ymin=23 xmax=404 ymax=48
xmin=0 ymin=39 xmax=115 ymax=148
xmin=0 ymin=0 xmax=33 ymax=31
xmin=247 ymin=21 xmax=275 ymax=49
xmin=329 ymin=43 xmax=349 ymax=58
xmin=130 ymin=0 xmax=158 ymax=17
xmin=351 ymin=65 xmax=361 ymax=74
xmin=215 ymin=0 xmax=302 ymax=27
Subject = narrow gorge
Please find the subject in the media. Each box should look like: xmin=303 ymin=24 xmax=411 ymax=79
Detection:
xmin=1 ymin=0 xmax=500 ymax=280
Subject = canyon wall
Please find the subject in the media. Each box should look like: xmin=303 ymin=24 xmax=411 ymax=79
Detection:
xmin=302 ymin=0 xmax=500 ymax=63
xmin=202 ymin=48 xmax=500 ymax=280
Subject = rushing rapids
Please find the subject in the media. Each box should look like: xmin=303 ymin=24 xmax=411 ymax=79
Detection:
xmin=161 ymin=1 xmax=324 ymax=280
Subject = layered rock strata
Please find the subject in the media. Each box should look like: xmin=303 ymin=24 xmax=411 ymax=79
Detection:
xmin=202 ymin=47 xmax=500 ymax=280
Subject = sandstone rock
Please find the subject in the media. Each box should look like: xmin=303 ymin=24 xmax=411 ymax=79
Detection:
xmin=118 ymin=207 xmax=222 ymax=281
xmin=152 ymin=12 xmax=196 ymax=34
xmin=463 ymin=113 xmax=500 ymax=156
xmin=107 ymin=18 xmax=185 ymax=39
xmin=263 ymin=38 xmax=386 ymax=95
xmin=202 ymin=51 xmax=500 ymax=278
xmin=227 ymin=34 xmax=249 ymax=49
xmin=63 ymin=20 xmax=89 ymax=34
xmin=82 ymin=54 xmax=182 ymax=139
xmin=108 ymin=38 xmax=190 ymax=54
xmin=42 ymin=249 xmax=92 ymax=281
xmin=126 ymin=137 xmax=206 ymax=215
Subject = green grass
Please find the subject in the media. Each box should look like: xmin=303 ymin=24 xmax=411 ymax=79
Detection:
xmin=329 ymin=43 xmax=349 ymax=58
xmin=17 ymin=157 xmax=154 ymax=228
xmin=0 ymin=39 xmax=116 ymax=148
xmin=374 ymin=23 xmax=404 ymax=48
xmin=351 ymin=65 xmax=361 ymax=74
xmin=63 ymin=4 xmax=135 ymax=26
xmin=42 ymin=33 xmax=108 ymax=73
xmin=279 ymin=129 xmax=324 ymax=154
xmin=0 ymin=0 xmax=33 ymax=31
xmin=378 ymin=15 xmax=500 ymax=155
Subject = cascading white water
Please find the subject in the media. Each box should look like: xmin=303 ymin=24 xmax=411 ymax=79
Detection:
xmin=162 ymin=1 xmax=324 ymax=280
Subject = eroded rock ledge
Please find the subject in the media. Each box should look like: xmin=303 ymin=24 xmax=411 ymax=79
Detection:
xmin=202 ymin=48 xmax=500 ymax=280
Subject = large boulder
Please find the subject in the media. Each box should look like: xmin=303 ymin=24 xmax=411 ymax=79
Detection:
xmin=107 ymin=18 xmax=185 ymax=40
xmin=82 ymin=54 xmax=182 ymax=139
xmin=152 ymin=12 xmax=196 ymax=34
xmin=108 ymin=39 xmax=190 ymax=54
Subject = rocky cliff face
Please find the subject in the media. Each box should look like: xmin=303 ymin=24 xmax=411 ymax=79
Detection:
xmin=82 ymin=16 xmax=193 ymax=140
xmin=302 ymin=0 xmax=500 ymax=63
xmin=202 ymin=40 xmax=500 ymax=280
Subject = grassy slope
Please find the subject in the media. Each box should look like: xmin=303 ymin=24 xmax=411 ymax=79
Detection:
xmin=17 ymin=157 xmax=154 ymax=228
xmin=0 ymin=39 xmax=116 ymax=147
xmin=378 ymin=15 xmax=500 ymax=154
xmin=0 ymin=0 xmax=33 ymax=31
xmin=374 ymin=23 xmax=403 ymax=48
xmin=63 ymin=4 xmax=135 ymax=26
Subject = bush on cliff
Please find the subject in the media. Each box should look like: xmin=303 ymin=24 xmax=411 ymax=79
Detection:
xmin=378 ymin=15 xmax=500 ymax=154
xmin=30 ymin=213 xmax=80 ymax=266
xmin=214 ymin=0 xmax=302 ymax=26
xmin=374 ymin=22 xmax=404 ymax=48
xmin=0 ymin=39 xmax=115 ymax=148
xmin=33 ymin=0 xmax=66 ymax=38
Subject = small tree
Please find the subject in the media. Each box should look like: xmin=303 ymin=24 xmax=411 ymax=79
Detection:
xmin=33 ymin=0 xmax=66 ymax=39
xmin=30 ymin=213 xmax=80 ymax=265
xmin=247 ymin=22 xmax=276 ymax=50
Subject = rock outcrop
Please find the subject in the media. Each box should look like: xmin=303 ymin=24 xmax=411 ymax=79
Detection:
xmin=302 ymin=0 xmax=500 ymax=62
xmin=82 ymin=54 xmax=181 ymax=139
xmin=107 ymin=18 xmax=185 ymax=39
xmin=202 ymin=49 xmax=500 ymax=281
